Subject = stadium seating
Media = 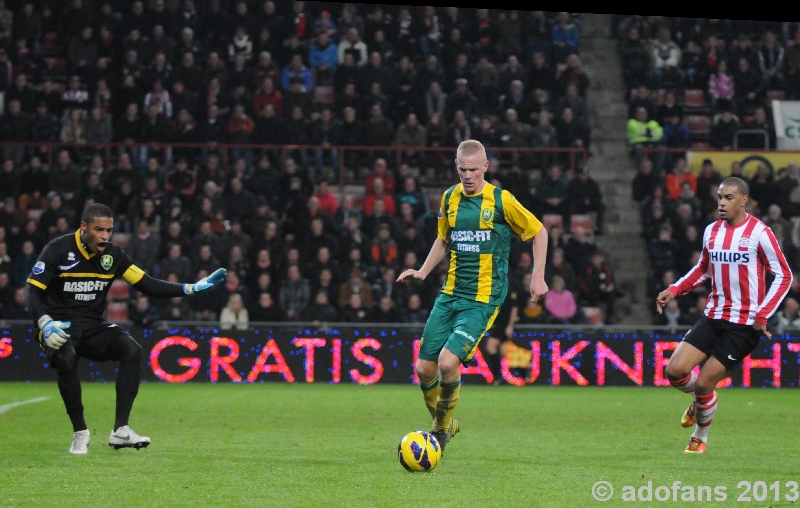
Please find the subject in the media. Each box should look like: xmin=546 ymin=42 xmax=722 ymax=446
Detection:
xmin=686 ymin=115 xmax=711 ymax=139
xmin=105 ymin=302 xmax=129 ymax=322
xmin=112 ymin=233 xmax=131 ymax=250
xmin=582 ymin=306 xmax=603 ymax=324
xmin=570 ymin=214 xmax=593 ymax=234
xmin=108 ymin=280 xmax=131 ymax=302
xmin=542 ymin=214 xmax=564 ymax=231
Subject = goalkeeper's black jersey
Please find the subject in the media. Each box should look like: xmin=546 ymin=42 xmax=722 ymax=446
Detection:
xmin=26 ymin=230 xmax=145 ymax=322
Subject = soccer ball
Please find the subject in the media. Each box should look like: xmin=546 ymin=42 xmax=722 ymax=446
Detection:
xmin=397 ymin=431 xmax=442 ymax=472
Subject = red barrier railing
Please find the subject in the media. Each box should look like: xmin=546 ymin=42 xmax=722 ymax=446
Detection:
xmin=3 ymin=141 xmax=588 ymax=190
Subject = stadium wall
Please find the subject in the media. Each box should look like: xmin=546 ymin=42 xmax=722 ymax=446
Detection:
xmin=2 ymin=326 xmax=798 ymax=387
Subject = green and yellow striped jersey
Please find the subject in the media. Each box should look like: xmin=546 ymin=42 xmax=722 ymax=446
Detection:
xmin=437 ymin=182 xmax=543 ymax=306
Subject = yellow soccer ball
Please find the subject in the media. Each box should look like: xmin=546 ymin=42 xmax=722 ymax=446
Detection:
xmin=397 ymin=431 xmax=442 ymax=472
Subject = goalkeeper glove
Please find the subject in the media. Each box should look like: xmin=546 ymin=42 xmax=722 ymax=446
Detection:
xmin=184 ymin=268 xmax=227 ymax=294
xmin=38 ymin=315 xmax=71 ymax=350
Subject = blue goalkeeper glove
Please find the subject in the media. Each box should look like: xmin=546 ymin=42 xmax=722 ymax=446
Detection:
xmin=184 ymin=268 xmax=227 ymax=294
xmin=38 ymin=315 xmax=71 ymax=350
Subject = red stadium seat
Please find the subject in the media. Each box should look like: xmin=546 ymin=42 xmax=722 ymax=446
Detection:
xmin=570 ymin=214 xmax=593 ymax=234
xmin=686 ymin=115 xmax=711 ymax=135
xmin=113 ymin=232 xmax=131 ymax=250
xmin=542 ymin=214 xmax=564 ymax=231
xmin=106 ymin=302 xmax=128 ymax=322
xmin=691 ymin=141 xmax=711 ymax=150
xmin=108 ymin=280 xmax=131 ymax=302
xmin=582 ymin=306 xmax=603 ymax=325
xmin=683 ymin=89 xmax=707 ymax=108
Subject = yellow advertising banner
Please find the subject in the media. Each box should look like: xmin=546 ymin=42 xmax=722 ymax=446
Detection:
xmin=688 ymin=151 xmax=800 ymax=178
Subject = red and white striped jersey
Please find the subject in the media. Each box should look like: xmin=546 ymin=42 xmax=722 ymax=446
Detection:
xmin=669 ymin=214 xmax=793 ymax=325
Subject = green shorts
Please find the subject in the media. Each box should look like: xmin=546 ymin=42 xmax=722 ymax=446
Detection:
xmin=419 ymin=293 xmax=500 ymax=363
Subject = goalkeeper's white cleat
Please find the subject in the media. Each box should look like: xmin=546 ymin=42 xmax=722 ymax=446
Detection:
xmin=69 ymin=429 xmax=90 ymax=454
xmin=108 ymin=425 xmax=151 ymax=450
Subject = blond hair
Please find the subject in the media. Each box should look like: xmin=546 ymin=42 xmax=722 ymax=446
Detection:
xmin=456 ymin=139 xmax=486 ymax=160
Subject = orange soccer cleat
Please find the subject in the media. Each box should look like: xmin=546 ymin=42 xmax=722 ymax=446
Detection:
xmin=681 ymin=402 xmax=696 ymax=428
xmin=682 ymin=437 xmax=706 ymax=454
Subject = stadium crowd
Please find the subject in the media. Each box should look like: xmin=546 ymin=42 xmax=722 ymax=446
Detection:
xmin=617 ymin=15 xmax=800 ymax=328
xmin=0 ymin=2 xmax=615 ymax=326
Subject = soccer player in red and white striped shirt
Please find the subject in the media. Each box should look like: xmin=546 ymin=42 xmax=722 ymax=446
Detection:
xmin=656 ymin=177 xmax=792 ymax=454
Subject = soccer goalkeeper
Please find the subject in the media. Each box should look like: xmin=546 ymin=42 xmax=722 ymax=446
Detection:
xmin=397 ymin=140 xmax=548 ymax=453
xmin=25 ymin=203 xmax=226 ymax=454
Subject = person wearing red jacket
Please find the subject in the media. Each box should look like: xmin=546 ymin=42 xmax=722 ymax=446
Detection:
xmin=227 ymin=103 xmax=255 ymax=164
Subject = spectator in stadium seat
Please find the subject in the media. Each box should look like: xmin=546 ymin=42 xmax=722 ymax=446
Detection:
xmin=445 ymin=78 xmax=480 ymax=125
xmin=396 ymin=176 xmax=431 ymax=222
xmin=740 ymin=106 xmax=776 ymax=149
xmin=536 ymin=162 xmax=569 ymax=221
xmin=394 ymin=113 xmax=428 ymax=169
xmin=709 ymin=108 xmax=741 ymax=150
xmin=776 ymin=162 xmax=800 ymax=217
xmin=545 ymin=247 xmax=579 ymax=294
xmin=338 ymin=27 xmax=369 ymax=67
xmin=363 ymin=156 xmax=394 ymax=194
xmin=0 ymin=100 xmax=31 ymax=166
xmin=277 ymin=262 xmax=310 ymax=320
xmin=127 ymin=218 xmax=161 ymax=274
xmin=627 ymin=84 xmax=655 ymax=121
xmin=555 ymin=107 xmax=590 ymax=161
xmin=551 ymin=12 xmax=580 ymax=65
xmin=733 ymin=57 xmax=765 ymax=115
xmin=369 ymin=295 xmax=398 ymax=323
xmin=567 ymin=165 xmax=606 ymax=235
xmin=370 ymin=222 xmax=399 ymax=269
xmin=579 ymin=248 xmax=618 ymax=323
xmin=12 ymin=239 xmax=38 ymax=287
xmin=627 ymin=106 xmax=664 ymax=170
xmin=749 ymin=163 xmax=777 ymax=214
xmin=220 ymin=293 xmax=249 ymax=330
xmin=556 ymin=53 xmax=590 ymax=99
xmin=664 ymin=156 xmax=695 ymax=201
xmin=544 ymin=274 xmax=579 ymax=324
xmin=618 ymin=26 xmax=651 ymax=91
xmin=695 ymin=159 xmax=724 ymax=208
xmin=496 ymin=108 xmax=532 ymax=152
xmin=332 ymin=195 xmax=362 ymax=236
xmin=364 ymin=103 xmax=395 ymax=168
xmin=708 ymin=59 xmax=735 ymax=115
xmin=363 ymin=178 xmax=396 ymax=218
xmin=499 ymin=80 xmax=534 ymax=123
xmin=164 ymin=157 xmax=196 ymax=205
xmin=661 ymin=113 xmax=691 ymax=155
xmin=557 ymin=82 xmax=588 ymax=126
xmin=649 ymin=27 xmax=683 ymax=90
xmin=758 ymin=30 xmax=786 ymax=91
xmin=400 ymin=293 xmax=429 ymax=324
xmin=472 ymin=56 xmax=499 ymax=109
xmin=86 ymin=107 xmax=113 ymax=144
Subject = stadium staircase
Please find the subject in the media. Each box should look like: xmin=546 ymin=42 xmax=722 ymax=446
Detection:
xmin=580 ymin=14 xmax=650 ymax=325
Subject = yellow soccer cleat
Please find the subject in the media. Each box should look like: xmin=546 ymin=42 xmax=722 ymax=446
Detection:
xmin=682 ymin=437 xmax=706 ymax=454
xmin=681 ymin=402 xmax=696 ymax=428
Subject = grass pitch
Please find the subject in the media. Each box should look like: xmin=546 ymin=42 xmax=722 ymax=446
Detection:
xmin=1 ymin=382 xmax=799 ymax=507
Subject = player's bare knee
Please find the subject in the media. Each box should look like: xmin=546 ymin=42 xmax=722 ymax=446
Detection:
xmin=437 ymin=356 xmax=461 ymax=379
xmin=415 ymin=360 xmax=437 ymax=383
xmin=664 ymin=361 xmax=689 ymax=382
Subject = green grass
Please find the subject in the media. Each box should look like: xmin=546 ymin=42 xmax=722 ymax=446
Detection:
xmin=1 ymin=383 xmax=799 ymax=507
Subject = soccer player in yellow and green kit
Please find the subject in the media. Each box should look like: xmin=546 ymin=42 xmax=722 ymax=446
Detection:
xmin=397 ymin=140 xmax=549 ymax=453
